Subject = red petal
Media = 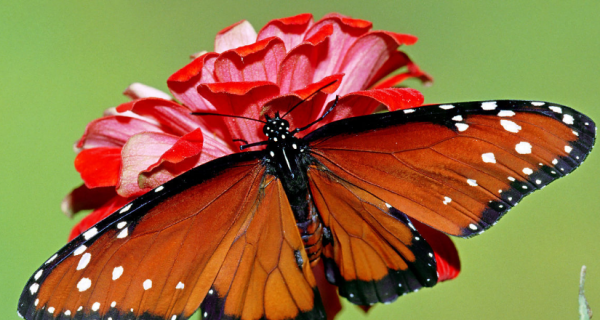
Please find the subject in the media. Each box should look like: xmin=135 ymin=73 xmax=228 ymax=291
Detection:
xmin=167 ymin=52 xmax=219 ymax=112
xmin=257 ymin=13 xmax=314 ymax=51
xmin=372 ymin=62 xmax=434 ymax=89
xmin=74 ymin=147 xmax=122 ymax=188
xmin=198 ymin=82 xmax=280 ymax=143
xmin=68 ymin=195 xmax=134 ymax=241
xmin=117 ymin=132 xmax=181 ymax=197
xmin=412 ymin=220 xmax=461 ymax=282
xmin=336 ymin=31 xmax=419 ymax=95
xmin=61 ymin=185 xmax=117 ymax=218
xmin=143 ymin=128 xmax=204 ymax=172
xmin=312 ymin=260 xmax=342 ymax=320
xmin=277 ymin=24 xmax=333 ymax=94
xmin=116 ymin=98 xmax=202 ymax=136
xmin=214 ymin=20 xmax=257 ymax=53
xmin=214 ymin=37 xmax=287 ymax=83
xmin=76 ymin=115 xmax=162 ymax=150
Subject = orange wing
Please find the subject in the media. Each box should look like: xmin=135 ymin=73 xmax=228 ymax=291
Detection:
xmin=18 ymin=152 xmax=324 ymax=320
xmin=308 ymin=167 xmax=438 ymax=306
xmin=306 ymin=100 xmax=595 ymax=237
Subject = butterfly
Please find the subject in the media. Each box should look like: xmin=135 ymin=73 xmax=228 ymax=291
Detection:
xmin=18 ymin=99 xmax=595 ymax=320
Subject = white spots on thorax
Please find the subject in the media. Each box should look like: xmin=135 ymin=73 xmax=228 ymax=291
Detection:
xmin=143 ymin=279 xmax=152 ymax=290
xmin=117 ymin=228 xmax=129 ymax=239
xmin=549 ymin=106 xmax=562 ymax=113
xmin=515 ymin=141 xmax=532 ymax=154
xmin=439 ymin=104 xmax=455 ymax=110
xmin=74 ymin=245 xmax=87 ymax=256
xmin=565 ymin=146 xmax=573 ymax=153
xmin=176 ymin=281 xmax=185 ymax=289
xmin=34 ymin=269 xmax=43 ymax=280
xmin=414 ymin=236 xmax=421 ymax=241
xmin=531 ymin=102 xmax=545 ymax=106
xmin=273 ymin=137 xmax=278 ymax=142
xmin=45 ymin=253 xmax=58 ymax=265
xmin=120 ymin=203 xmax=132 ymax=214
xmin=403 ymin=109 xmax=415 ymax=114
xmin=92 ymin=302 xmax=100 ymax=311
xmin=113 ymin=266 xmax=124 ymax=280
xmin=563 ymin=114 xmax=574 ymax=125
xmin=281 ymin=134 xmax=286 ymax=139
xmin=76 ymin=253 xmax=92 ymax=270
xmin=111 ymin=301 xmax=117 ymax=307
xmin=522 ymin=168 xmax=533 ymax=175
xmin=48 ymin=307 xmax=55 ymax=314
xmin=29 ymin=283 xmax=39 ymax=294
xmin=467 ymin=179 xmax=478 ymax=186
xmin=292 ymin=143 xmax=297 ymax=149
xmin=64 ymin=310 xmax=71 ymax=316
xmin=455 ymin=123 xmax=469 ymax=132
xmin=83 ymin=227 xmax=98 ymax=240
xmin=77 ymin=278 xmax=92 ymax=292
xmin=498 ymin=110 xmax=515 ymax=117
xmin=469 ymin=223 xmax=478 ymax=231
xmin=481 ymin=101 xmax=497 ymax=110
xmin=443 ymin=197 xmax=452 ymax=205
xmin=481 ymin=152 xmax=496 ymax=163
xmin=452 ymin=115 xmax=463 ymax=121
xmin=269 ymin=151 xmax=275 ymax=157
xmin=154 ymin=185 xmax=164 ymax=193
xmin=508 ymin=176 xmax=516 ymax=182
xmin=117 ymin=221 xmax=127 ymax=229
xmin=500 ymin=119 xmax=521 ymax=133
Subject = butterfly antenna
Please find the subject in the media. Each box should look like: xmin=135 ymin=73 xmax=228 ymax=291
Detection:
xmin=282 ymin=80 xmax=339 ymax=118
xmin=192 ymin=112 xmax=266 ymax=124
xmin=239 ymin=141 xmax=268 ymax=150
xmin=294 ymin=95 xmax=339 ymax=133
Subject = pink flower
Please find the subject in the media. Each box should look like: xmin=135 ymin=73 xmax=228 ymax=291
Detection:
xmin=62 ymin=13 xmax=457 ymax=319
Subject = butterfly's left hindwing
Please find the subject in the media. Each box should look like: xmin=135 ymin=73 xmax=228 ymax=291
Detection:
xmin=18 ymin=151 xmax=325 ymax=320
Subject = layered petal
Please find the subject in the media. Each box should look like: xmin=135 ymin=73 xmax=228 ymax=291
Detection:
xmin=257 ymin=13 xmax=314 ymax=51
xmin=74 ymin=147 xmax=121 ymax=188
xmin=214 ymin=20 xmax=258 ymax=53
xmin=75 ymin=116 xmax=162 ymax=150
xmin=215 ymin=37 xmax=286 ymax=83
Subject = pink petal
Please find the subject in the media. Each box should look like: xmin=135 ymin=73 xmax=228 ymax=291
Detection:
xmin=167 ymin=52 xmax=219 ymax=112
xmin=116 ymin=98 xmax=203 ymax=136
xmin=214 ymin=20 xmax=257 ymax=53
xmin=117 ymin=132 xmax=181 ymax=197
xmin=277 ymin=24 xmax=333 ymax=94
xmin=61 ymin=184 xmax=117 ymax=218
xmin=307 ymin=14 xmax=373 ymax=84
xmin=214 ymin=37 xmax=287 ymax=83
xmin=74 ymin=147 xmax=122 ymax=188
xmin=123 ymin=82 xmax=172 ymax=100
xmin=320 ymin=88 xmax=424 ymax=127
xmin=197 ymin=81 xmax=280 ymax=144
xmin=143 ymin=128 xmax=204 ymax=171
xmin=257 ymin=13 xmax=314 ymax=51
xmin=76 ymin=115 xmax=162 ymax=150
xmin=335 ymin=31 xmax=419 ymax=95
xmin=68 ymin=195 xmax=134 ymax=241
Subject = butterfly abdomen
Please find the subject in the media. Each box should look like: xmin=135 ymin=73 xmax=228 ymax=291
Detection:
xmin=296 ymin=200 xmax=324 ymax=266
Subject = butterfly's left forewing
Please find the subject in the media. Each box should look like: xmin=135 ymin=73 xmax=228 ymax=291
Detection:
xmin=18 ymin=152 xmax=325 ymax=320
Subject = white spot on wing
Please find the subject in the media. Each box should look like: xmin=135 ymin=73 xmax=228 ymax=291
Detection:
xmin=403 ymin=109 xmax=415 ymax=114
xmin=481 ymin=101 xmax=497 ymax=110
xmin=467 ymin=179 xmax=478 ymax=186
xmin=452 ymin=115 xmax=463 ymax=121
xmin=481 ymin=152 xmax=496 ymax=163
xmin=385 ymin=203 xmax=392 ymax=209
xmin=439 ymin=104 xmax=455 ymax=110
xmin=45 ymin=254 xmax=58 ymax=265
xmin=29 ymin=283 xmax=39 ymax=294
xmin=74 ymin=245 xmax=87 ymax=256
xmin=508 ymin=176 xmax=516 ymax=181
xmin=155 ymin=186 xmax=164 ymax=192
xmin=443 ymin=197 xmax=452 ymax=205
xmin=120 ymin=203 xmax=132 ymax=213
xmin=35 ymin=299 xmax=39 ymax=306
xmin=549 ymin=106 xmax=562 ymax=113
xmin=469 ymin=223 xmax=478 ymax=230
xmin=112 ymin=266 xmax=124 ymax=280
xmin=77 ymin=278 xmax=92 ymax=292
xmin=563 ymin=114 xmax=574 ymax=125
xmin=34 ymin=269 xmax=43 ymax=280
xmin=111 ymin=301 xmax=117 ymax=307
xmin=522 ymin=168 xmax=533 ymax=175
xmin=552 ymin=159 xmax=558 ymax=165
xmin=565 ymin=146 xmax=573 ymax=153
xmin=498 ymin=110 xmax=515 ymax=117
xmin=117 ymin=228 xmax=128 ymax=239
xmin=48 ymin=307 xmax=55 ymax=314
xmin=455 ymin=123 xmax=469 ymax=132
xmin=176 ymin=282 xmax=185 ymax=289
xmin=64 ymin=310 xmax=71 ymax=316
xmin=532 ymin=102 xmax=545 ymax=106
xmin=143 ymin=279 xmax=152 ymax=290
xmin=117 ymin=221 xmax=127 ymax=229
xmin=92 ymin=302 xmax=100 ymax=311
xmin=76 ymin=253 xmax=92 ymax=270
xmin=83 ymin=227 xmax=98 ymax=240
xmin=515 ymin=142 xmax=532 ymax=154
xmin=500 ymin=119 xmax=521 ymax=133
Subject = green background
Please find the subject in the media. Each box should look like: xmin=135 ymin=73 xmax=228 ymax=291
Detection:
xmin=2 ymin=1 xmax=599 ymax=319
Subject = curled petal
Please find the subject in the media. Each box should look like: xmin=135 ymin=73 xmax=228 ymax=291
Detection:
xmin=167 ymin=52 xmax=219 ymax=112
xmin=215 ymin=37 xmax=287 ymax=83
xmin=68 ymin=195 xmax=134 ymax=241
xmin=123 ymin=82 xmax=172 ymax=100
xmin=143 ymin=128 xmax=204 ymax=172
xmin=117 ymin=132 xmax=181 ymax=197
xmin=61 ymin=185 xmax=117 ymax=218
xmin=76 ymin=115 xmax=162 ymax=150
xmin=116 ymin=98 xmax=203 ymax=136
xmin=336 ymin=31 xmax=419 ymax=95
xmin=214 ymin=20 xmax=257 ymax=53
xmin=372 ymin=62 xmax=433 ymax=89
xmin=257 ymin=13 xmax=314 ymax=51
xmin=75 ymin=147 xmax=122 ymax=188
xmin=412 ymin=220 xmax=461 ymax=282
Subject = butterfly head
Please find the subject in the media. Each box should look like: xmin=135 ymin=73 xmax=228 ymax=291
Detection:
xmin=263 ymin=113 xmax=293 ymax=143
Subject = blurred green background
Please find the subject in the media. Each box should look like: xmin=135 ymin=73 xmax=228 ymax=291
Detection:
xmin=1 ymin=1 xmax=599 ymax=319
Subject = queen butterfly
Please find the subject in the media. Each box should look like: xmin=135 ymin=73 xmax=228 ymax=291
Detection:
xmin=18 ymin=99 xmax=595 ymax=320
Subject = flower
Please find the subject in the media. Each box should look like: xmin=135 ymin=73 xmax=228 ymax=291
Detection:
xmin=62 ymin=13 xmax=458 ymax=319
